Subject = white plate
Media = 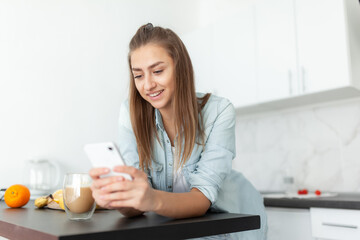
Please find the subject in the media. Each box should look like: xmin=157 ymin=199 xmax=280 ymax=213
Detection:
xmin=263 ymin=192 xmax=338 ymax=199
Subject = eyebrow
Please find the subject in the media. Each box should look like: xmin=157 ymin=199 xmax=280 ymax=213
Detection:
xmin=132 ymin=61 xmax=164 ymax=71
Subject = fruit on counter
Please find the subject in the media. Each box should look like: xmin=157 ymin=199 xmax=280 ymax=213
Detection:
xmin=315 ymin=190 xmax=321 ymax=196
xmin=34 ymin=189 xmax=101 ymax=210
xmin=34 ymin=194 xmax=54 ymax=208
xmin=297 ymin=189 xmax=308 ymax=195
xmin=4 ymin=184 xmax=31 ymax=208
xmin=52 ymin=189 xmax=65 ymax=210
xmin=34 ymin=189 xmax=64 ymax=210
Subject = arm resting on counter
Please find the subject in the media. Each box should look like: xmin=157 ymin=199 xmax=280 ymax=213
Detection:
xmin=152 ymin=188 xmax=211 ymax=219
xmin=117 ymin=207 xmax=144 ymax=218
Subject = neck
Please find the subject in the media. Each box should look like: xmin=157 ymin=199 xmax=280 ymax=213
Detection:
xmin=160 ymin=110 xmax=173 ymax=126
xmin=158 ymin=103 xmax=174 ymax=127
xmin=159 ymin=107 xmax=176 ymax=146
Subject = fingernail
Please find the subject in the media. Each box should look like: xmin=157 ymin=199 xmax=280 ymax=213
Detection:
xmin=117 ymin=177 xmax=124 ymax=181
xmin=103 ymin=169 xmax=110 ymax=173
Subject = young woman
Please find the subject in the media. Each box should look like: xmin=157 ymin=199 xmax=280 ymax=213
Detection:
xmin=90 ymin=23 xmax=267 ymax=239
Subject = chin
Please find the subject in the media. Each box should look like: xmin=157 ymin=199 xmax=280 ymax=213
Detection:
xmin=150 ymin=103 xmax=165 ymax=110
xmin=149 ymin=100 xmax=169 ymax=110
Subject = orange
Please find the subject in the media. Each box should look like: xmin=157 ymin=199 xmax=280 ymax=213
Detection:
xmin=4 ymin=184 xmax=31 ymax=208
xmin=52 ymin=189 xmax=65 ymax=210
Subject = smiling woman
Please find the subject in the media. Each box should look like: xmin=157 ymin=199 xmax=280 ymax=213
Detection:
xmin=89 ymin=23 xmax=267 ymax=240
xmin=127 ymin=24 xmax=208 ymax=173
xmin=131 ymin=44 xmax=175 ymax=115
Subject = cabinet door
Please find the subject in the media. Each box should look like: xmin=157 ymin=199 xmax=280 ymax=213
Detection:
xmin=182 ymin=3 xmax=257 ymax=108
xmin=255 ymin=0 xmax=298 ymax=102
xmin=182 ymin=25 xmax=216 ymax=96
xmin=183 ymin=1 xmax=257 ymax=108
xmin=311 ymin=208 xmax=360 ymax=240
xmin=212 ymin=3 xmax=257 ymax=107
xmin=266 ymin=207 xmax=314 ymax=240
xmin=295 ymin=0 xmax=350 ymax=93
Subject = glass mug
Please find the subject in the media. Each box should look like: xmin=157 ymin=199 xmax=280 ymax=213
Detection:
xmin=63 ymin=173 xmax=96 ymax=220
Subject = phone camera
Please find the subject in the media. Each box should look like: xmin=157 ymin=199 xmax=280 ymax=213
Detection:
xmin=108 ymin=147 xmax=113 ymax=151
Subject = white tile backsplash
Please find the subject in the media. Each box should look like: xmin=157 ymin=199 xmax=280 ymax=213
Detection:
xmin=233 ymin=97 xmax=360 ymax=193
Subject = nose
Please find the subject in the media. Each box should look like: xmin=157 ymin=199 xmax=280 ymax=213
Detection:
xmin=144 ymin=74 xmax=156 ymax=91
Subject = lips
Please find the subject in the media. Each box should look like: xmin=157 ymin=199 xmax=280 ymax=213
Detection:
xmin=147 ymin=90 xmax=164 ymax=98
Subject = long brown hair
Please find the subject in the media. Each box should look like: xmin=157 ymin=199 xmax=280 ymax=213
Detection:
xmin=128 ymin=23 xmax=210 ymax=171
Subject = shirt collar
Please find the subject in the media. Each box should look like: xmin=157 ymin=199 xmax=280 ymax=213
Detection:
xmin=155 ymin=108 xmax=165 ymax=132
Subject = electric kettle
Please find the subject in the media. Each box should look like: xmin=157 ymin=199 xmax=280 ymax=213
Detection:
xmin=22 ymin=159 xmax=61 ymax=199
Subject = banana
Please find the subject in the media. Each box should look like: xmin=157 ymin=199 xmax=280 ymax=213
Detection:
xmin=34 ymin=194 xmax=53 ymax=208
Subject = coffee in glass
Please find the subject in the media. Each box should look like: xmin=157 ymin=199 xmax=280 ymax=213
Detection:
xmin=63 ymin=173 xmax=96 ymax=220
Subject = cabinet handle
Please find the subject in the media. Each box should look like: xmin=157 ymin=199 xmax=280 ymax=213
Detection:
xmin=301 ymin=66 xmax=307 ymax=93
xmin=322 ymin=222 xmax=358 ymax=229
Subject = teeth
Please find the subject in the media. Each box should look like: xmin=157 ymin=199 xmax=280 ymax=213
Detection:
xmin=149 ymin=90 xmax=162 ymax=97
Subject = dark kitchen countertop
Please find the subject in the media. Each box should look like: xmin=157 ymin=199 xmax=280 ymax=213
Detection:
xmin=0 ymin=201 xmax=260 ymax=240
xmin=262 ymin=192 xmax=360 ymax=210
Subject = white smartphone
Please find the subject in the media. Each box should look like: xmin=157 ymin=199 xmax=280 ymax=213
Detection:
xmin=84 ymin=142 xmax=132 ymax=181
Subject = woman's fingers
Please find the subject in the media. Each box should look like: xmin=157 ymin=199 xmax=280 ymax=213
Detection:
xmin=91 ymin=187 xmax=111 ymax=208
xmin=101 ymin=189 xmax=133 ymax=201
xmin=91 ymin=176 xmax=131 ymax=208
xmin=89 ymin=167 xmax=110 ymax=179
xmin=99 ymin=187 xmax=138 ymax=209
xmin=90 ymin=166 xmax=153 ymax=211
xmin=113 ymin=166 xmax=146 ymax=179
xmin=91 ymin=175 xmax=119 ymax=190
xmin=101 ymin=180 xmax=131 ymax=193
xmin=108 ymin=199 xmax=134 ymax=208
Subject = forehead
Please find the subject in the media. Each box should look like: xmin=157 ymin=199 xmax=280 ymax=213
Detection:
xmin=130 ymin=44 xmax=172 ymax=69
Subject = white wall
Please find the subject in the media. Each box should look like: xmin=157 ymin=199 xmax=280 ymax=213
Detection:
xmin=0 ymin=0 xmax=212 ymax=189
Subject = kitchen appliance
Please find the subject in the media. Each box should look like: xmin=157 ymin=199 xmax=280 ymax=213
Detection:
xmin=23 ymin=159 xmax=61 ymax=199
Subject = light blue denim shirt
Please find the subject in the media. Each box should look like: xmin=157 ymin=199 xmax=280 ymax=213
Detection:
xmin=118 ymin=93 xmax=267 ymax=240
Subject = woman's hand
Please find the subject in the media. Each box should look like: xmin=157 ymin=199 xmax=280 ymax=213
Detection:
xmin=99 ymin=166 xmax=159 ymax=212
xmin=89 ymin=166 xmax=210 ymax=219
xmin=89 ymin=166 xmax=158 ymax=213
xmin=89 ymin=167 xmax=118 ymax=209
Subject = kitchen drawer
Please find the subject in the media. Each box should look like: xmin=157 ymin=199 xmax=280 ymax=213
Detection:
xmin=310 ymin=208 xmax=360 ymax=240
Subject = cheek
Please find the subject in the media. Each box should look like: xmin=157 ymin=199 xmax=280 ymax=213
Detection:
xmin=134 ymin=81 xmax=142 ymax=93
xmin=135 ymin=82 xmax=148 ymax=99
xmin=167 ymin=76 xmax=176 ymax=93
xmin=163 ymin=73 xmax=175 ymax=89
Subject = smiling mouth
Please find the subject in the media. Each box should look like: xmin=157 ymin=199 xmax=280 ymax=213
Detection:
xmin=148 ymin=90 xmax=164 ymax=97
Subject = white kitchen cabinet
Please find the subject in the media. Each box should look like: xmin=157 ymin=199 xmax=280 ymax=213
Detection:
xmin=256 ymin=0 xmax=350 ymax=95
xmin=266 ymin=207 xmax=314 ymax=240
xmin=183 ymin=1 xmax=257 ymax=108
xmin=310 ymin=208 xmax=360 ymax=240
xmin=295 ymin=0 xmax=349 ymax=93
xmin=182 ymin=25 xmax=216 ymax=95
xmin=255 ymin=0 xmax=298 ymax=102
xmin=251 ymin=0 xmax=360 ymax=108
xmin=212 ymin=4 xmax=257 ymax=107
xmin=267 ymin=207 xmax=360 ymax=240
xmin=184 ymin=0 xmax=360 ymax=111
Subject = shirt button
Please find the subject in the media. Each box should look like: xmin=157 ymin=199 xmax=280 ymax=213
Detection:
xmin=169 ymin=163 xmax=172 ymax=166
xmin=166 ymin=140 xmax=169 ymax=143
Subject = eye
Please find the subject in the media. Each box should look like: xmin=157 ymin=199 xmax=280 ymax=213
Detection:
xmin=154 ymin=70 xmax=163 ymax=74
xmin=134 ymin=74 xmax=142 ymax=79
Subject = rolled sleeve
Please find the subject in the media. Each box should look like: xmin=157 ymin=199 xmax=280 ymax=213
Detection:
xmin=188 ymin=100 xmax=236 ymax=204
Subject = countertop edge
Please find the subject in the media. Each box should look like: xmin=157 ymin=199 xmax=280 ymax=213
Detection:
xmin=263 ymin=193 xmax=360 ymax=210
